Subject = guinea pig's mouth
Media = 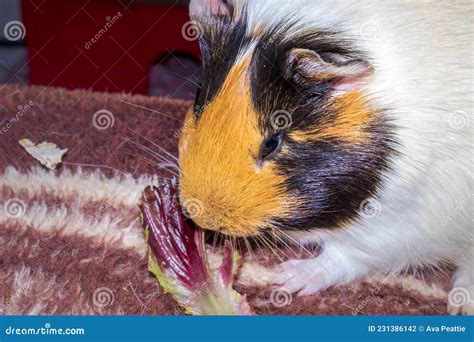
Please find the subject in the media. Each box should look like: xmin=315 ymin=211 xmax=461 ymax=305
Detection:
xmin=195 ymin=216 xmax=283 ymax=240
xmin=179 ymin=193 xmax=271 ymax=237
xmin=182 ymin=207 xmax=267 ymax=238
xmin=195 ymin=223 xmax=288 ymax=250
xmin=196 ymin=224 xmax=265 ymax=238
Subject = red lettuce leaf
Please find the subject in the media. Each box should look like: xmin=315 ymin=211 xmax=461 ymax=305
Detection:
xmin=139 ymin=179 xmax=254 ymax=315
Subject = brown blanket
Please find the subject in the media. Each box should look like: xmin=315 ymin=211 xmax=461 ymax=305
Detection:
xmin=0 ymin=84 xmax=451 ymax=315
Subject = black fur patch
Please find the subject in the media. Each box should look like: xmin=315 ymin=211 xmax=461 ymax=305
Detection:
xmin=192 ymin=11 xmax=396 ymax=232
xmin=193 ymin=8 xmax=251 ymax=117
xmin=247 ymin=21 xmax=396 ymax=230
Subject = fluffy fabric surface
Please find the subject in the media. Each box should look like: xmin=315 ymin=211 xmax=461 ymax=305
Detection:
xmin=0 ymin=84 xmax=452 ymax=315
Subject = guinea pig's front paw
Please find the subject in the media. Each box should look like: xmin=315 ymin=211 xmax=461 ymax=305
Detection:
xmin=273 ymin=258 xmax=335 ymax=296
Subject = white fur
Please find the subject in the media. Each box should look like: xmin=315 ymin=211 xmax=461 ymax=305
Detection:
xmin=200 ymin=0 xmax=474 ymax=313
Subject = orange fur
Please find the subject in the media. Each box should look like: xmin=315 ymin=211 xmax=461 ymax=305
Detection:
xmin=290 ymin=91 xmax=374 ymax=143
xmin=179 ymin=59 xmax=291 ymax=236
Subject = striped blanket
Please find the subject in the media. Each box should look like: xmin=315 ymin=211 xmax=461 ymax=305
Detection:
xmin=0 ymin=84 xmax=451 ymax=315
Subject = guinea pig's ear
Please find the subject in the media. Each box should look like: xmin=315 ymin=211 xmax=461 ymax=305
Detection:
xmin=189 ymin=0 xmax=230 ymax=18
xmin=284 ymin=48 xmax=374 ymax=92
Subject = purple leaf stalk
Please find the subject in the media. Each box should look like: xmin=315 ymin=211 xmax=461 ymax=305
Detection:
xmin=139 ymin=178 xmax=254 ymax=315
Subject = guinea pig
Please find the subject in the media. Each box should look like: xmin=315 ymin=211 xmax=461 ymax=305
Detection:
xmin=178 ymin=0 xmax=473 ymax=314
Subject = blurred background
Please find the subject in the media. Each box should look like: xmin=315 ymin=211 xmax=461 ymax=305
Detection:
xmin=0 ymin=0 xmax=200 ymax=99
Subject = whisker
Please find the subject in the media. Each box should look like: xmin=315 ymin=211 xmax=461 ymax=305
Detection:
xmin=124 ymin=137 xmax=179 ymax=172
xmin=162 ymin=69 xmax=202 ymax=89
xmin=241 ymin=236 xmax=254 ymax=260
xmin=62 ymin=162 xmax=126 ymax=175
xmin=236 ymin=237 xmax=243 ymax=256
xmin=126 ymin=130 xmax=179 ymax=164
xmin=258 ymin=235 xmax=284 ymax=263
xmin=120 ymin=99 xmax=182 ymax=122
xmin=119 ymin=151 xmax=178 ymax=177
xmin=273 ymin=228 xmax=316 ymax=258
xmin=126 ymin=144 xmax=178 ymax=174
xmin=268 ymin=230 xmax=298 ymax=258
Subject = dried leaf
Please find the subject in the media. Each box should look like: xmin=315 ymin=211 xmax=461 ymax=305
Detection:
xmin=19 ymin=138 xmax=67 ymax=170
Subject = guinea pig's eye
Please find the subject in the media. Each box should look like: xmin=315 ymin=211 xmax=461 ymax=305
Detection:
xmin=259 ymin=134 xmax=283 ymax=161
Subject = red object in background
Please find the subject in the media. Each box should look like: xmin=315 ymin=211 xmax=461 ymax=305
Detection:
xmin=21 ymin=0 xmax=200 ymax=95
